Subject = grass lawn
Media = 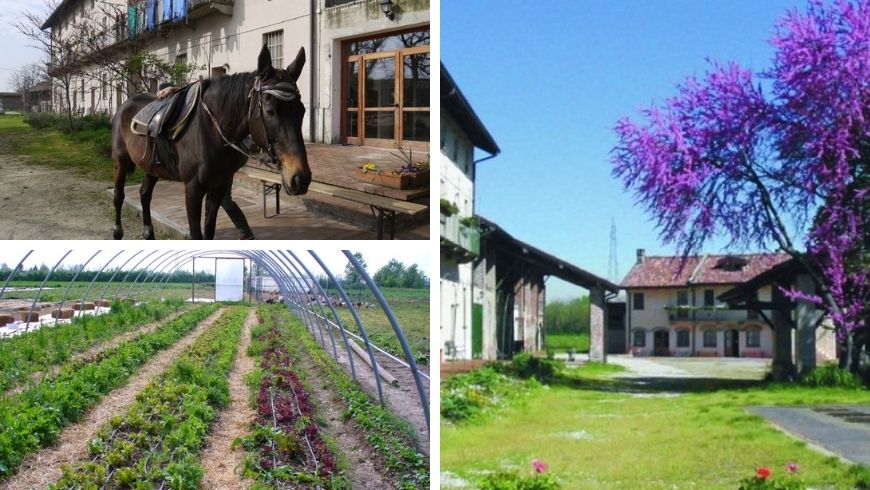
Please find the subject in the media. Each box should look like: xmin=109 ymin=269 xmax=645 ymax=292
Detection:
xmin=441 ymin=364 xmax=870 ymax=488
xmin=0 ymin=114 xmax=127 ymax=184
xmin=331 ymin=287 xmax=429 ymax=365
xmin=3 ymin=281 xmax=215 ymax=303
xmin=545 ymin=332 xmax=589 ymax=353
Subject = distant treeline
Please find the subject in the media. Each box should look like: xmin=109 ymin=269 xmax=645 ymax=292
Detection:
xmin=545 ymin=296 xmax=590 ymax=333
xmin=0 ymin=264 xmax=215 ymax=284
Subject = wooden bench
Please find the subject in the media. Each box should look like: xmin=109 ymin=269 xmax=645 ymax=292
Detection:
xmin=239 ymin=166 xmax=427 ymax=239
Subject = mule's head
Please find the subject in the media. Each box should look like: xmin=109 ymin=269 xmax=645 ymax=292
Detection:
xmin=253 ymin=45 xmax=311 ymax=196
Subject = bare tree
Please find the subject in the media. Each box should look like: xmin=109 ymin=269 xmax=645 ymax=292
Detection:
xmin=15 ymin=1 xmax=81 ymax=130
xmin=10 ymin=63 xmax=45 ymax=112
xmin=15 ymin=0 xmax=201 ymax=131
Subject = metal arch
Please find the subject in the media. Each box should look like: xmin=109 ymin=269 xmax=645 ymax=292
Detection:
xmin=268 ymin=252 xmax=323 ymax=345
xmin=281 ymin=251 xmax=343 ymax=362
xmin=0 ymin=250 xmax=34 ymax=303
xmin=287 ymin=250 xmax=358 ymax=381
xmin=24 ymin=250 xmax=72 ymax=332
xmin=276 ymin=251 xmax=336 ymax=356
xmin=54 ymin=250 xmax=102 ymax=328
xmin=151 ymin=250 xmax=205 ymax=299
xmin=344 ymin=250 xmax=429 ymax=429
xmin=309 ymin=251 xmax=387 ymax=408
xmin=112 ymin=250 xmax=159 ymax=303
xmin=95 ymin=250 xmax=143 ymax=308
xmin=78 ymin=250 xmax=126 ymax=313
xmin=119 ymin=250 xmax=175 ymax=303
xmin=131 ymin=250 xmax=187 ymax=302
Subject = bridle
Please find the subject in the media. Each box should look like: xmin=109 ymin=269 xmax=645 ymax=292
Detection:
xmin=200 ymin=75 xmax=301 ymax=169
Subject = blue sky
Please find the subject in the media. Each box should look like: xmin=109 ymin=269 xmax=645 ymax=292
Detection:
xmin=442 ymin=0 xmax=805 ymax=300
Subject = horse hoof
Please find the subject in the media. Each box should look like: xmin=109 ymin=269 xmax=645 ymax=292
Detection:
xmin=143 ymin=226 xmax=155 ymax=240
xmin=113 ymin=226 xmax=124 ymax=240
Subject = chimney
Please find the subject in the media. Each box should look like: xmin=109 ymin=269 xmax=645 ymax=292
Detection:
xmin=636 ymin=249 xmax=646 ymax=264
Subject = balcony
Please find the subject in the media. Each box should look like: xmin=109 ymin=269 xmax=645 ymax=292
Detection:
xmin=664 ymin=305 xmax=755 ymax=323
xmin=440 ymin=213 xmax=479 ymax=263
xmin=188 ymin=0 xmax=234 ymax=19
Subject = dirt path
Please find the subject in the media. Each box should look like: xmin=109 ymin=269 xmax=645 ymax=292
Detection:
xmin=200 ymin=308 xmax=256 ymax=489
xmin=3 ymin=306 xmax=193 ymax=398
xmin=309 ymin=320 xmax=430 ymax=454
xmin=0 ymin=152 xmax=180 ymax=240
xmin=297 ymin=343 xmax=393 ymax=489
xmin=2 ymin=307 xmax=226 ymax=489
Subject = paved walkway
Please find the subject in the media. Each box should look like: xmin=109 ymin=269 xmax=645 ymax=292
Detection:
xmin=750 ymin=405 xmax=870 ymax=465
xmin=605 ymin=354 xmax=771 ymax=380
xmin=113 ymin=180 xmax=429 ymax=240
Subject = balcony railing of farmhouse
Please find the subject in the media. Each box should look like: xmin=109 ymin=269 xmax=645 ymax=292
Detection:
xmin=440 ymin=213 xmax=480 ymax=263
xmin=325 ymin=0 xmax=361 ymax=7
xmin=664 ymin=305 xmax=759 ymax=322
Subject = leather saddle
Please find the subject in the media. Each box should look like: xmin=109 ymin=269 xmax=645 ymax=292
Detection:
xmin=130 ymin=82 xmax=201 ymax=140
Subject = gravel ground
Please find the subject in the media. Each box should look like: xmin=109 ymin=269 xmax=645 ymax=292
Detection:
xmin=0 ymin=149 xmax=181 ymax=240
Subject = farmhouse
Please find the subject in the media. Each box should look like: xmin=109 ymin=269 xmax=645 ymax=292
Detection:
xmin=40 ymin=0 xmax=430 ymax=149
xmin=621 ymin=250 xmax=787 ymax=357
xmin=441 ymin=64 xmax=617 ymax=363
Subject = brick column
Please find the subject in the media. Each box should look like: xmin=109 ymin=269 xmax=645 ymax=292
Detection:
xmin=589 ymin=286 xmax=607 ymax=362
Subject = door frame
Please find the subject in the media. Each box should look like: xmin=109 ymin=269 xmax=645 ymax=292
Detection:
xmin=653 ymin=330 xmax=670 ymax=356
xmin=724 ymin=329 xmax=740 ymax=357
xmin=341 ymin=31 xmax=430 ymax=150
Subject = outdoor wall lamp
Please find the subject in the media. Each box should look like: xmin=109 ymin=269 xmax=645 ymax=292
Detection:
xmin=380 ymin=0 xmax=395 ymax=21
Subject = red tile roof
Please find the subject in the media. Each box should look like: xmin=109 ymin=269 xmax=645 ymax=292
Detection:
xmin=620 ymin=253 xmax=791 ymax=289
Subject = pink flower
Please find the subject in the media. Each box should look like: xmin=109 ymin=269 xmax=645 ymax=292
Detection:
xmin=531 ymin=459 xmax=548 ymax=474
xmin=786 ymin=462 xmax=799 ymax=473
xmin=756 ymin=467 xmax=771 ymax=479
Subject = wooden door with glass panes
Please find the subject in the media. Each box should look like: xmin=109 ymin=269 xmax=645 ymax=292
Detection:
xmin=343 ymin=28 xmax=430 ymax=149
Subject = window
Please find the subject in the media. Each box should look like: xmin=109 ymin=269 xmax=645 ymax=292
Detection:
xmin=746 ymin=329 xmax=760 ymax=348
xmin=633 ymin=330 xmax=646 ymax=347
xmin=703 ymin=330 xmax=717 ymax=348
xmin=263 ymin=30 xmax=284 ymax=68
xmin=676 ymin=330 xmax=690 ymax=348
xmin=633 ymin=292 xmax=645 ymax=310
xmin=676 ymin=290 xmax=690 ymax=320
xmin=704 ymin=289 xmax=715 ymax=307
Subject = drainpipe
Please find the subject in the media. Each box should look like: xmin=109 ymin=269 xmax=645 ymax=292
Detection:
xmin=309 ymin=0 xmax=317 ymax=142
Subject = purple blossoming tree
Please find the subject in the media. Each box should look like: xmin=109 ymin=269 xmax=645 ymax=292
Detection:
xmin=612 ymin=0 xmax=869 ymax=369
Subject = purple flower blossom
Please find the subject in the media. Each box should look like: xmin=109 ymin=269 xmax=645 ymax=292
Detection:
xmin=531 ymin=459 xmax=548 ymax=474
xmin=612 ymin=0 xmax=869 ymax=339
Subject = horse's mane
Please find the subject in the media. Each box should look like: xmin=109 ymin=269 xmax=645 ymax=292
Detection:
xmin=202 ymin=71 xmax=256 ymax=129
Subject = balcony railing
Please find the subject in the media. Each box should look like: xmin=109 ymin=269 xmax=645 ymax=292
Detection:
xmin=188 ymin=0 xmax=235 ymax=19
xmin=440 ymin=213 xmax=479 ymax=262
xmin=664 ymin=305 xmax=755 ymax=323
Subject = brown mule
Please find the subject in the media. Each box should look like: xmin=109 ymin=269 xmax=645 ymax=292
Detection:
xmin=110 ymin=45 xmax=311 ymax=239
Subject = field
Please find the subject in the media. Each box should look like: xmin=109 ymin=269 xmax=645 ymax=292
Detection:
xmin=441 ymin=361 xmax=870 ymax=489
xmin=544 ymin=332 xmax=589 ymax=354
xmin=2 ymin=280 xmax=216 ymax=303
xmin=0 ymin=298 xmax=428 ymax=489
xmin=331 ymin=287 xmax=430 ymax=365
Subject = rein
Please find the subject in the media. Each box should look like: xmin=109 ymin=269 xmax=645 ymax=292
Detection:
xmin=200 ymin=76 xmax=300 ymax=169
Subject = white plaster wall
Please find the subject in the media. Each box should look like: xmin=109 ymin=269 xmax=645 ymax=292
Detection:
xmin=319 ymin=0 xmax=429 ymax=144
xmin=440 ymin=258 xmax=472 ymax=360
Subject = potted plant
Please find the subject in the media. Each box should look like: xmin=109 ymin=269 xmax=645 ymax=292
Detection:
xmin=356 ymin=161 xmax=414 ymax=189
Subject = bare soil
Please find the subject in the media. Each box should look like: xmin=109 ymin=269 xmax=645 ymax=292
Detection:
xmin=0 ymin=153 xmax=181 ymax=240
xmin=2 ymin=305 xmax=193 ymax=398
xmin=2 ymin=307 xmax=226 ymax=489
xmin=297 ymin=342 xmax=393 ymax=489
xmin=200 ymin=308 xmax=257 ymax=489
xmin=308 ymin=320 xmax=430 ymax=455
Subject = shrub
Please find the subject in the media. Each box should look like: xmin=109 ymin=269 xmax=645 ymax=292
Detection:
xmin=479 ymin=471 xmax=560 ymax=490
xmin=799 ymin=363 xmax=863 ymax=389
xmin=441 ymin=366 xmax=539 ymax=423
xmin=504 ymin=353 xmax=560 ymax=381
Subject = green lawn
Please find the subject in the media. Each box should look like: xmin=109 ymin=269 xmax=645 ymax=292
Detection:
xmin=331 ymin=287 xmax=430 ymax=365
xmin=545 ymin=332 xmax=589 ymax=353
xmin=3 ymin=280 xmax=215 ymax=303
xmin=442 ymin=364 xmax=870 ymax=489
xmin=0 ymin=114 xmax=125 ymax=184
